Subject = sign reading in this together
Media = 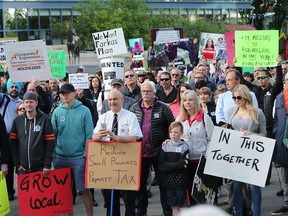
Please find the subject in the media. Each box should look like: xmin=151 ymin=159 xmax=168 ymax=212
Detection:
xmin=235 ymin=30 xmax=279 ymax=67
xmin=4 ymin=40 xmax=51 ymax=82
xmin=92 ymin=28 xmax=127 ymax=59
xmin=48 ymin=50 xmax=66 ymax=78
xmin=0 ymin=37 xmax=18 ymax=63
xmin=204 ymin=127 xmax=275 ymax=187
xmin=85 ymin=141 xmax=142 ymax=190
xmin=0 ymin=171 xmax=10 ymax=216
xmin=17 ymin=168 xmax=72 ymax=216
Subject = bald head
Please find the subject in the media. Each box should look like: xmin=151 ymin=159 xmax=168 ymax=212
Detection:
xmin=108 ymin=89 xmax=124 ymax=112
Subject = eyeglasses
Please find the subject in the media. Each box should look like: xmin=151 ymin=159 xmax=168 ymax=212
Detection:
xmin=232 ymin=96 xmax=242 ymax=101
xmin=141 ymin=90 xmax=153 ymax=93
xmin=171 ymin=74 xmax=179 ymax=77
xmin=18 ymin=107 xmax=25 ymax=111
xmin=124 ymin=74 xmax=135 ymax=78
xmin=160 ymin=78 xmax=170 ymax=81
xmin=257 ymin=76 xmax=268 ymax=80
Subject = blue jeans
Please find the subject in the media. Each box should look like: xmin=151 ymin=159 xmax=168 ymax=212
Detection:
xmin=233 ymin=181 xmax=261 ymax=216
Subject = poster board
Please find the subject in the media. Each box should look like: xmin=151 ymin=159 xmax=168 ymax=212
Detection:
xmin=204 ymin=127 xmax=275 ymax=187
xmin=0 ymin=37 xmax=18 ymax=63
xmin=48 ymin=50 xmax=66 ymax=78
xmin=235 ymin=30 xmax=279 ymax=67
xmin=17 ymin=168 xmax=72 ymax=216
xmin=69 ymin=73 xmax=89 ymax=89
xmin=85 ymin=141 xmax=142 ymax=190
xmin=0 ymin=171 xmax=10 ymax=216
xmin=5 ymin=40 xmax=51 ymax=82
xmin=92 ymin=28 xmax=127 ymax=59
xmin=129 ymin=38 xmax=145 ymax=70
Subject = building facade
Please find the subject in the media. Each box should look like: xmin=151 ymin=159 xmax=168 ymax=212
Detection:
xmin=0 ymin=0 xmax=253 ymax=45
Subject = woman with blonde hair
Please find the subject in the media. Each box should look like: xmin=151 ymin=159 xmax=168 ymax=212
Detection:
xmin=176 ymin=90 xmax=214 ymax=205
xmin=227 ymin=84 xmax=266 ymax=216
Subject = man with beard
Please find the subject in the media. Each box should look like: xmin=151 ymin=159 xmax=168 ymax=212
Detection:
xmin=1 ymin=78 xmax=22 ymax=200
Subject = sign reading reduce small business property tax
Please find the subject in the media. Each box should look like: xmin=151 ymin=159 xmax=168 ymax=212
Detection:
xmin=4 ymin=40 xmax=51 ymax=82
xmin=85 ymin=141 xmax=142 ymax=190
xmin=204 ymin=127 xmax=275 ymax=187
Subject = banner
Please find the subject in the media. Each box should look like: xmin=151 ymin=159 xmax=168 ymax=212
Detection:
xmin=18 ymin=168 xmax=72 ymax=216
xmin=92 ymin=28 xmax=127 ymax=59
xmin=69 ymin=73 xmax=89 ymax=89
xmin=85 ymin=141 xmax=142 ymax=190
xmin=192 ymin=155 xmax=221 ymax=204
xmin=204 ymin=127 xmax=275 ymax=187
xmin=5 ymin=40 xmax=51 ymax=82
xmin=0 ymin=172 xmax=10 ymax=216
xmin=235 ymin=30 xmax=279 ymax=67
xmin=48 ymin=51 xmax=66 ymax=78
xmin=100 ymin=58 xmax=125 ymax=98
xmin=0 ymin=37 xmax=18 ymax=63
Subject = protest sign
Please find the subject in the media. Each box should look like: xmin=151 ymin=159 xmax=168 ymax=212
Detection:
xmin=205 ymin=127 xmax=275 ymax=187
xmin=48 ymin=50 xmax=66 ymax=78
xmin=0 ymin=172 xmax=10 ymax=216
xmin=18 ymin=168 xmax=72 ymax=216
xmin=69 ymin=73 xmax=89 ymax=89
xmin=85 ymin=141 xmax=142 ymax=190
xmin=192 ymin=155 xmax=221 ymax=204
xmin=129 ymin=38 xmax=145 ymax=70
xmin=151 ymin=28 xmax=183 ymax=46
xmin=5 ymin=40 xmax=51 ymax=82
xmin=100 ymin=58 xmax=125 ymax=98
xmin=225 ymin=31 xmax=235 ymax=66
xmin=92 ymin=28 xmax=127 ymax=59
xmin=235 ymin=30 xmax=278 ymax=67
xmin=0 ymin=37 xmax=18 ymax=63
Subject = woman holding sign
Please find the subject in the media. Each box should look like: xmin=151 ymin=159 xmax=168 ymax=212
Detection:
xmin=176 ymin=90 xmax=214 ymax=205
xmin=227 ymin=84 xmax=266 ymax=216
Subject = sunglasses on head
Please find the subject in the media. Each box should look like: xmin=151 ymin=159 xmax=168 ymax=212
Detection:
xmin=232 ymin=96 xmax=242 ymax=101
xmin=160 ymin=78 xmax=170 ymax=81
xmin=124 ymin=74 xmax=135 ymax=78
xmin=257 ymin=76 xmax=268 ymax=80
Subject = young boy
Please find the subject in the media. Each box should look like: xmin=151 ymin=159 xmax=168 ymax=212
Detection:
xmin=159 ymin=121 xmax=190 ymax=216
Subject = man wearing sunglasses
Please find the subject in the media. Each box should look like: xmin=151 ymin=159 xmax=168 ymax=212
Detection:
xmin=156 ymin=71 xmax=177 ymax=104
xmin=169 ymin=67 xmax=183 ymax=89
xmin=123 ymin=69 xmax=142 ymax=102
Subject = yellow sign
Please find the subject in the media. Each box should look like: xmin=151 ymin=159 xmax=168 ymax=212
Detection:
xmin=0 ymin=171 xmax=10 ymax=216
xmin=85 ymin=141 xmax=142 ymax=190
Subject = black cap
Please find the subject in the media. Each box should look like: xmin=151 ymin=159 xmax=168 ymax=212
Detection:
xmin=23 ymin=92 xmax=37 ymax=101
xmin=111 ymin=78 xmax=124 ymax=86
xmin=59 ymin=83 xmax=75 ymax=93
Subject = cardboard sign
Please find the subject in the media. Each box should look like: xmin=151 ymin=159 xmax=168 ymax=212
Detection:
xmin=85 ymin=141 xmax=142 ymax=190
xmin=192 ymin=155 xmax=221 ymax=204
xmin=69 ymin=73 xmax=89 ymax=89
xmin=204 ymin=127 xmax=275 ymax=187
xmin=235 ymin=30 xmax=279 ymax=67
xmin=18 ymin=168 xmax=72 ymax=216
xmin=225 ymin=31 xmax=235 ymax=66
xmin=0 ymin=37 xmax=18 ymax=63
xmin=48 ymin=51 xmax=66 ymax=78
xmin=92 ymin=28 xmax=127 ymax=59
xmin=0 ymin=172 xmax=10 ymax=216
xmin=5 ymin=40 xmax=51 ymax=82
xmin=100 ymin=58 xmax=125 ymax=99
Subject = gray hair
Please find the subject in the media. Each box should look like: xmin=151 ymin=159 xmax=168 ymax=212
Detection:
xmin=141 ymin=81 xmax=156 ymax=93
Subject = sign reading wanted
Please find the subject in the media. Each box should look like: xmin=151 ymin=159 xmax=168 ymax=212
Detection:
xmin=85 ymin=141 xmax=142 ymax=190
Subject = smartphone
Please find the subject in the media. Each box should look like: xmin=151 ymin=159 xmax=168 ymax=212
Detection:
xmin=100 ymin=123 xmax=107 ymax=130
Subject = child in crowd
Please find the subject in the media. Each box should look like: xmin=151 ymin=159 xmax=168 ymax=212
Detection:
xmin=159 ymin=121 xmax=190 ymax=216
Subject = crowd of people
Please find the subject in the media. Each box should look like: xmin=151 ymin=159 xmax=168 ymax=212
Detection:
xmin=0 ymin=53 xmax=288 ymax=216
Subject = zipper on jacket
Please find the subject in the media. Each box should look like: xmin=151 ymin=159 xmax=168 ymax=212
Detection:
xmin=28 ymin=121 xmax=32 ymax=170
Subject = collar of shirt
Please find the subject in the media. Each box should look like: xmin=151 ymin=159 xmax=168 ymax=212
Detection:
xmin=181 ymin=109 xmax=203 ymax=125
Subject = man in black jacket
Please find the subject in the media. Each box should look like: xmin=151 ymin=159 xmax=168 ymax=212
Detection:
xmin=0 ymin=114 xmax=8 ymax=177
xmin=130 ymin=81 xmax=175 ymax=216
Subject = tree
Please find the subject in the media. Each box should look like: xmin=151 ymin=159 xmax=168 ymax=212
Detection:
xmin=269 ymin=0 xmax=288 ymax=31
xmin=252 ymin=0 xmax=274 ymax=30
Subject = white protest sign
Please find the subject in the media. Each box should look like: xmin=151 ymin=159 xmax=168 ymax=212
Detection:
xmin=155 ymin=29 xmax=180 ymax=43
xmin=69 ymin=73 xmax=89 ymax=89
xmin=92 ymin=28 xmax=127 ymax=59
xmin=204 ymin=127 xmax=275 ymax=187
xmin=5 ymin=40 xmax=51 ymax=82
xmin=100 ymin=58 xmax=125 ymax=99
xmin=0 ymin=37 xmax=18 ymax=63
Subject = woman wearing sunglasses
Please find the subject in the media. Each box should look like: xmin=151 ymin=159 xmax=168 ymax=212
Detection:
xmin=15 ymin=102 xmax=25 ymax=116
xmin=227 ymin=84 xmax=266 ymax=216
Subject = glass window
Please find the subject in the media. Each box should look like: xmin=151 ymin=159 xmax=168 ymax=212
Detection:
xmin=16 ymin=9 xmax=28 ymax=29
xmin=5 ymin=9 xmax=16 ymax=30
xmin=28 ymin=9 xmax=39 ymax=29
xmin=40 ymin=9 xmax=50 ymax=29
xmin=18 ymin=31 xmax=28 ymax=41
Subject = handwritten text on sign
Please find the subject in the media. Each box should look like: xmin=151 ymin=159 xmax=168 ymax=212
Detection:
xmin=85 ymin=141 xmax=141 ymax=190
xmin=48 ymin=50 xmax=66 ymax=78
xmin=69 ymin=73 xmax=89 ymax=89
xmin=235 ymin=30 xmax=278 ymax=67
xmin=92 ymin=28 xmax=127 ymax=59
xmin=204 ymin=127 xmax=275 ymax=187
xmin=0 ymin=37 xmax=17 ymax=63
xmin=0 ymin=171 xmax=10 ymax=216
xmin=17 ymin=168 xmax=72 ymax=216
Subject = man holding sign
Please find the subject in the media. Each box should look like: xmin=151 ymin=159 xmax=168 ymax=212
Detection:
xmin=93 ymin=89 xmax=143 ymax=216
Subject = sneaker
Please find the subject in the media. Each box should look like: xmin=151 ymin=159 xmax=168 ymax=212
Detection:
xmin=277 ymin=190 xmax=284 ymax=196
xmin=8 ymin=194 xmax=15 ymax=201
xmin=271 ymin=205 xmax=288 ymax=215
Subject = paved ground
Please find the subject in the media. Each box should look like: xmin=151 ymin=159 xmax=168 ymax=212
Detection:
xmin=6 ymin=166 xmax=287 ymax=216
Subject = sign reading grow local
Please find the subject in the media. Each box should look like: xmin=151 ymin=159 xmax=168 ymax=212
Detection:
xmin=92 ymin=28 xmax=127 ymax=59
xmin=204 ymin=127 xmax=275 ymax=187
xmin=235 ymin=30 xmax=278 ymax=67
xmin=86 ymin=141 xmax=142 ymax=190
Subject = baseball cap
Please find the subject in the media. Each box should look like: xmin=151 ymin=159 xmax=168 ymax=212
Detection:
xmin=111 ymin=78 xmax=124 ymax=86
xmin=59 ymin=83 xmax=75 ymax=93
xmin=23 ymin=92 xmax=37 ymax=101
